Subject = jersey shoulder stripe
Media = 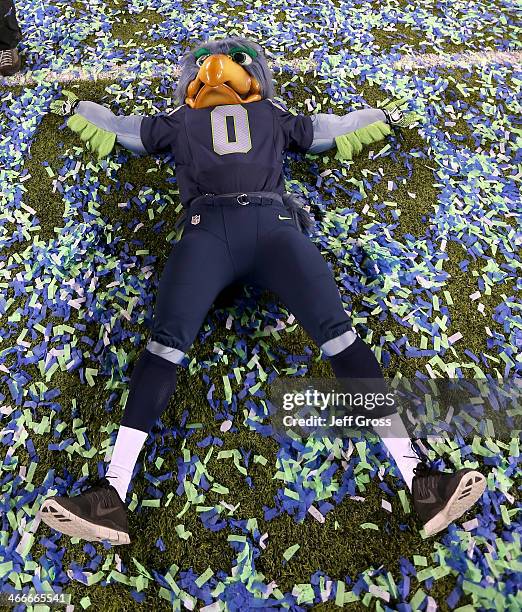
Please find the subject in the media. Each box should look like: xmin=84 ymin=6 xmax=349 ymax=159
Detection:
xmin=267 ymin=99 xmax=288 ymax=113
xmin=168 ymin=104 xmax=186 ymax=116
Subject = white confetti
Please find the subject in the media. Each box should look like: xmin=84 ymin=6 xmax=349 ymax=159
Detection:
xmin=220 ymin=420 xmax=232 ymax=432
xmin=264 ymin=581 xmax=277 ymax=597
xmin=259 ymin=532 xmax=268 ymax=550
xmin=369 ymin=585 xmax=390 ymax=602
xmin=462 ymin=518 xmax=479 ymax=531
xmin=467 ymin=537 xmax=476 ymax=558
xmin=448 ymin=332 xmax=463 ymax=344
xmin=416 ymin=275 xmax=433 ymax=288
xmin=200 ymin=604 xmax=220 ymax=612
xmin=321 ymin=580 xmax=332 ymax=602
xmin=307 ymin=505 xmax=325 ymax=523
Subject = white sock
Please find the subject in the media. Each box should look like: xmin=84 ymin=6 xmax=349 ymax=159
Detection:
xmin=105 ymin=425 xmax=148 ymax=502
xmin=373 ymin=413 xmax=420 ymax=491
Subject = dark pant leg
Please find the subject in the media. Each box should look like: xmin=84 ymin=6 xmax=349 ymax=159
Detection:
xmin=253 ymin=218 xmax=353 ymax=347
xmin=121 ymin=349 xmax=179 ymax=432
xmin=121 ymin=207 xmax=236 ymax=432
xmin=0 ymin=0 xmax=22 ymax=50
xmin=253 ymin=215 xmax=395 ymax=418
xmin=328 ymin=337 xmax=396 ymax=417
xmin=149 ymin=206 xmax=236 ymax=352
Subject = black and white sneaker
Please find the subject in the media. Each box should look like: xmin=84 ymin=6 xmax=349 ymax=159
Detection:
xmin=39 ymin=477 xmax=130 ymax=545
xmin=412 ymin=463 xmax=486 ymax=536
xmin=0 ymin=49 xmax=21 ymax=77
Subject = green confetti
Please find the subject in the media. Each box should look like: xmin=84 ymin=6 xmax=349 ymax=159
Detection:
xmin=410 ymin=588 xmax=426 ymax=610
xmin=175 ymin=524 xmax=192 ymax=540
xmin=398 ymin=489 xmax=411 ymax=514
xmin=294 ymin=583 xmax=315 ymax=605
xmin=222 ymin=375 xmax=232 ymax=402
xmin=141 ymin=499 xmax=161 ymax=507
xmin=335 ymin=580 xmax=345 ymax=607
xmin=283 ymin=544 xmax=300 ymax=561
xmin=0 ymin=561 xmax=13 ymax=579
xmin=284 ymin=487 xmax=300 ymax=500
xmin=195 ymin=567 xmax=214 ymax=588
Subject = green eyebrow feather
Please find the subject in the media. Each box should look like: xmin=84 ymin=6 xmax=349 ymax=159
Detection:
xmin=193 ymin=47 xmax=211 ymax=59
xmin=228 ymin=46 xmax=258 ymax=59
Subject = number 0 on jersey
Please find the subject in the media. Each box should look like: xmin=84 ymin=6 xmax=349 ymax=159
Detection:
xmin=210 ymin=105 xmax=252 ymax=155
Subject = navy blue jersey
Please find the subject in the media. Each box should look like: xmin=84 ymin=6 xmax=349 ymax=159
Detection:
xmin=140 ymin=99 xmax=313 ymax=207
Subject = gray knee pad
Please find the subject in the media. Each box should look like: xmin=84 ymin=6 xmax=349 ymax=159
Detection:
xmin=146 ymin=340 xmax=186 ymax=365
xmin=320 ymin=329 xmax=357 ymax=357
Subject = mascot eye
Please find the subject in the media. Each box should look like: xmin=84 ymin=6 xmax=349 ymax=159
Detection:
xmin=195 ymin=54 xmax=210 ymax=67
xmin=230 ymin=51 xmax=252 ymax=66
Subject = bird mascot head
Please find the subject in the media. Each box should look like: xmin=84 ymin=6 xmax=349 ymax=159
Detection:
xmin=175 ymin=37 xmax=275 ymax=108
xmin=174 ymin=36 xmax=313 ymax=235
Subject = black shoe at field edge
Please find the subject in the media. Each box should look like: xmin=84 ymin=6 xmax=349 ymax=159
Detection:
xmin=0 ymin=48 xmax=21 ymax=76
xmin=412 ymin=462 xmax=487 ymax=537
xmin=39 ymin=477 xmax=131 ymax=545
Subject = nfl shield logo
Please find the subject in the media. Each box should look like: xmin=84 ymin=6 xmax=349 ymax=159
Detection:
xmin=191 ymin=214 xmax=200 ymax=225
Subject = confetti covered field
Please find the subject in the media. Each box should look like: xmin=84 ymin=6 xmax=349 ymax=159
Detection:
xmin=1 ymin=0 xmax=521 ymax=610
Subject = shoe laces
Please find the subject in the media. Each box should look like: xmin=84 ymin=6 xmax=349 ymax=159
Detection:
xmin=404 ymin=441 xmax=440 ymax=480
xmin=408 ymin=438 xmax=469 ymax=475
xmin=0 ymin=49 xmax=14 ymax=66
xmin=412 ymin=461 xmax=439 ymax=477
xmin=404 ymin=439 xmax=430 ymax=464
xmin=78 ymin=476 xmax=111 ymax=494
xmin=78 ymin=477 xmax=117 ymax=509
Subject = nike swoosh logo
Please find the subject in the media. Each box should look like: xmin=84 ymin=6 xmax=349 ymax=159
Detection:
xmin=278 ymin=215 xmax=292 ymax=220
xmin=94 ymin=505 xmax=119 ymax=517
xmin=416 ymin=492 xmax=437 ymax=504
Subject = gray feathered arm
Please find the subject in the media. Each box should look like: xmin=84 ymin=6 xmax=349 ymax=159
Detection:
xmin=75 ymin=101 xmax=147 ymax=155
xmin=309 ymin=109 xmax=387 ymax=154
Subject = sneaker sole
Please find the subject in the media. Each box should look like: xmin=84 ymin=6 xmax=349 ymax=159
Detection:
xmin=423 ymin=470 xmax=486 ymax=537
xmin=39 ymin=498 xmax=131 ymax=545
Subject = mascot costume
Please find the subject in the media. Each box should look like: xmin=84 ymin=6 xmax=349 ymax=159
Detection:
xmin=40 ymin=37 xmax=486 ymax=545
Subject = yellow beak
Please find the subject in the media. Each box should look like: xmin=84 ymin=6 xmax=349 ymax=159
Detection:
xmin=186 ymin=54 xmax=262 ymax=109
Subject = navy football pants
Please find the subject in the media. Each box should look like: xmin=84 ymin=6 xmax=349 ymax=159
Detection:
xmin=120 ymin=194 xmax=395 ymax=432
xmin=149 ymin=197 xmax=353 ymax=354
